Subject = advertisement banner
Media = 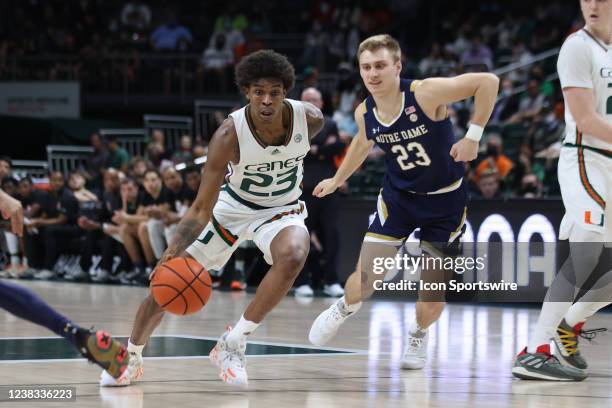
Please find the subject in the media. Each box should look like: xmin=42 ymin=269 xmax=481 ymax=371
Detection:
xmin=0 ymin=81 xmax=80 ymax=118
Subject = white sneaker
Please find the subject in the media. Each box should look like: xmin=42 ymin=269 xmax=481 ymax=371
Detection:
xmin=100 ymin=352 xmax=143 ymax=387
xmin=209 ymin=328 xmax=248 ymax=387
xmin=64 ymin=265 xmax=89 ymax=281
xmin=294 ymin=284 xmax=314 ymax=297
xmin=401 ymin=329 xmax=429 ymax=369
xmin=309 ymin=298 xmax=358 ymax=346
xmin=323 ymin=283 xmax=344 ymax=297
xmin=34 ymin=269 xmax=55 ymax=280
xmin=91 ymin=269 xmax=111 ymax=283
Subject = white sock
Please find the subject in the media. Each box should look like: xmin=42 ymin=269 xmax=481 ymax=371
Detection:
xmin=408 ymin=321 xmax=427 ymax=335
xmin=127 ymin=340 xmax=145 ymax=355
xmin=10 ymin=255 xmax=20 ymax=266
xmin=338 ymin=296 xmax=361 ymax=314
xmin=528 ymin=301 xmax=572 ymax=352
xmin=565 ymin=301 xmax=610 ymax=327
xmin=226 ymin=315 xmax=260 ymax=348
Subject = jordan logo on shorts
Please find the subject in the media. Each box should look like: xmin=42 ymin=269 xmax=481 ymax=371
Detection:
xmin=584 ymin=210 xmax=604 ymax=227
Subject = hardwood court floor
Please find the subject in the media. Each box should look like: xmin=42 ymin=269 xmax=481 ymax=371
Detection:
xmin=1 ymin=281 xmax=611 ymax=408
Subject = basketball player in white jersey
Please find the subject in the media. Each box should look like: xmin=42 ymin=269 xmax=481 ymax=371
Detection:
xmin=100 ymin=50 xmax=324 ymax=387
xmin=513 ymin=0 xmax=612 ymax=381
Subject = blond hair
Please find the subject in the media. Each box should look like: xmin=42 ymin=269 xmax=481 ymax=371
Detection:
xmin=357 ymin=34 xmax=401 ymax=62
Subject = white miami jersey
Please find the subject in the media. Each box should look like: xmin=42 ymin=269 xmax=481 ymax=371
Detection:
xmin=558 ymin=28 xmax=612 ymax=151
xmin=225 ymin=98 xmax=310 ymax=207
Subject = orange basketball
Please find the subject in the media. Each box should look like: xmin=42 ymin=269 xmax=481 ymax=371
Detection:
xmin=150 ymin=257 xmax=212 ymax=315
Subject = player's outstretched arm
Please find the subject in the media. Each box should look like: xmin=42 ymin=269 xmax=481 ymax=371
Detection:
xmin=0 ymin=188 xmax=23 ymax=237
xmin=415 ymin=73 xmax=499 ymax=162
xmin=160 ymin=118 xmax=237 ymax=262
xmin=563 ymin=87 xmax=612 ymax=145
xmin=313 ymin=102 xmax=374 ymax=197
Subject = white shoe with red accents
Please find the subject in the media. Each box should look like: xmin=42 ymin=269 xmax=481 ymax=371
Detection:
xmin=99 ymin=352 xmax=143 ymax=387
xmin=209 ymin=327 xmax=248 ymax=387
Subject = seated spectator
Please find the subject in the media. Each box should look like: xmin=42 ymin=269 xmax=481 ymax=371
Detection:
xmin=150 ymin=14 xmax=193 ymax=52
xmin=183 ymin=166 xmax=201 ymax=204
xmin=525 ymin=98 xmax=565 ymax=155
xmin=461 ymin=34 xmax=493 ymax=71
xmin=0 ymin=177 xmax=22 ymax=277
xmin=129 ymin=156 xmax=152 ymax=185
xmin=507 ymin=78 xmax=545 ymax=125
xmin=199 ymin=33 xmax=234 ymax=93
xmin=171 ymin=135 xmax=193 ymax=164
xmin=473 ymin=134 xmax=514 ymax=183
xmin=105 ymin=135 xmax=130 ymax=173
xmin=473 ymin=169 xmax=502 ymax=199
xmin=112 ymin=177 xmax=146 ymax=284
xmin=84 ymin=132 xmax=108 ymax=189
xmin=117 ymin=170 xmax=172 ymax=284
xmin=192 ymin=144 xmax=207 ymax=159
xmin=147 ymin=167 xmax=186 ymax=260
xmin=25 ymin=171 xmax=80 ymax=280
xmin=519 ymin=173 xmax=543 ymax=199
xmin=490 ymin=78 xmax=520 ymax=124
xmin=120 ymin=0 xmax=152 ymax=32
xmin=75 ymin=168 xmax=124 ymax=282
xmin=146 ymin=143 xmax=173 ymax=172
xmin=0 ymin=156 xmax=12 ymax=180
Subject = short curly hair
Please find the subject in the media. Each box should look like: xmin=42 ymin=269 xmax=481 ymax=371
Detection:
xmin=234 ymin=50 xmax=295 ymax=92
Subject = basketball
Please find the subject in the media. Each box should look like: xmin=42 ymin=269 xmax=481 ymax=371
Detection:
xmin=150 ymin=257 xmax=212 ymax=315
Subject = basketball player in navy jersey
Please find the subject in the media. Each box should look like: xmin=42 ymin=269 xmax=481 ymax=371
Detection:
xmin=309 ymin=34 xmax=499 ymax=369
xmin=0 ymin=188 xmax=129 ymax=378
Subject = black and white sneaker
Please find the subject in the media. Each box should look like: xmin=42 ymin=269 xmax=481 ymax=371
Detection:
xmin=512 ymin=345 xmax=587 ymax=381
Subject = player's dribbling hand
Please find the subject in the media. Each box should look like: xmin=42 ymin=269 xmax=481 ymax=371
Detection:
xmin=450 ymin=138 xmax=479 ymax=162
xmin=313 ymin=178 xmax=338 ymax=198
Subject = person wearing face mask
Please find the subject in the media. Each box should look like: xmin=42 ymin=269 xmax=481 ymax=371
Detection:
xmin=490 ymin=78 xmax=520 ymax=124
xmin=472 ymin=134 xmax=514 ymax=183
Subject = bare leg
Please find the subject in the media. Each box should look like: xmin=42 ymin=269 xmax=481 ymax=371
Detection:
xmin=243 ymin=226 xmax=309 ymax=323
xmin=129 ymin=295 xmax=165 ymax=345
xmin=137 ymin=222 xmax=156 ymax=265
xmin=121 ymin=224 xmax=142 ymax=264
xmin=415 ymin=254 xmax=449 ymax=329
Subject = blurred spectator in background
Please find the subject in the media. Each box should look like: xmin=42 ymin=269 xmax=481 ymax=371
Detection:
xmin=461 ymin=33 xmax=493 ymax=71
xmin=84 ymin=133 xmax=108 ymax=189
xmin=105 ymin=135 xmax=130 ymax=173
xmin=473 ymin=168 xmax=502 ymax=199
xmin=118 ymin=169 xmax=171 ymax=284
xmin=129 ymin=157 xmax=151 ymax=185
xmin=519 ymin=173 xmax=542 ymax=199
xmin=183 ymin=166 xmax=201 ymax=204
xmin=28 ymin=171 xmax=79 ymax=280
xmin=0 ymin=156 xmax=12 ymax=180
xmin=147 ymin=167 xmax=185 ymax=260
xmin=525 ymin=97 xmax=565 ymax=156
xmin=192 ymin=144 xmax=207 ymax=160
xmin=150 ymin=13 xmax=193 ymax=52
xmin=490 ymin=78 xmax=520 ymax=124
xmin=199 ymin=33 xmax=234 ymax=93
xmin=120 ymin=0 xmax=152 ymax=32
xmin=0 ymin=177 xmax=22 ymax=277
xmin=507 ymin=78 xmax=545 ymax=125
xmin=113 ymin=177 xmax=147 ymax=284
xmin=473 ymin=134 xmax=514 ymax=183
xmin=294 ymin=87 xmax=345 ymax=297
xmin=75 ymin=168 xmax=123 ymax=283
xmin=171 ymin=135 xmax=193 ymax=164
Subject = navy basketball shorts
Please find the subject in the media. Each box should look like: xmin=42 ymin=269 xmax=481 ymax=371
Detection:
xmin=365 ymin=182 xmax=467 ymax=257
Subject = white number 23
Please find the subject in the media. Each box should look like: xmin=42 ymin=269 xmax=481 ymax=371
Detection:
xmin=390 ymin=142 xmax=432 ymax=171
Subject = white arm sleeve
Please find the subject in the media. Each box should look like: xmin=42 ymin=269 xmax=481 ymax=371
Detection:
xmin=557 ymin=35 xmax=593 ymax=89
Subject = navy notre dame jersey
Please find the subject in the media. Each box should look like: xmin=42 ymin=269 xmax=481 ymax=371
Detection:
xmin=363 ymin=78 xmax=463 ymax=193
